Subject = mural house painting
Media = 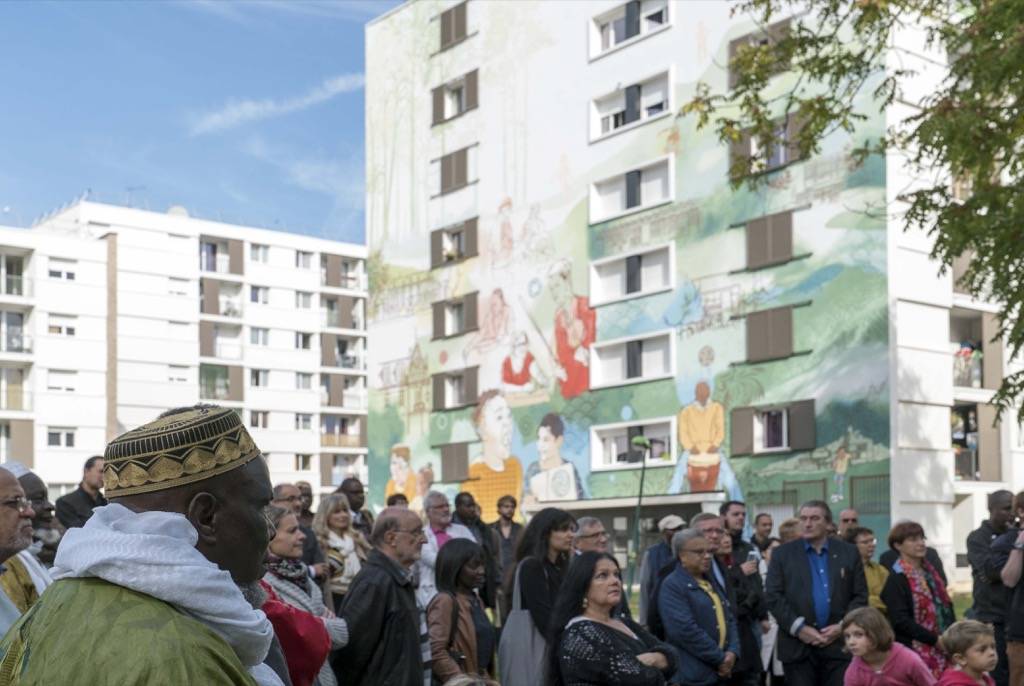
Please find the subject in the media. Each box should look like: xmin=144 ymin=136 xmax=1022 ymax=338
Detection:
xmin=365 ymin=0 xmax=1021 ymax=583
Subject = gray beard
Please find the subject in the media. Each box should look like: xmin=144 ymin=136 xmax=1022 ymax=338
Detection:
xmin=237 ymin=581 xmax=267 ymax=609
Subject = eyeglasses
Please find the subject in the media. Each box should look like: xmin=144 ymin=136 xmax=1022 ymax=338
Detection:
xmin=0 ymin=497 xmax=32 ymax=514
xmin=577 ymin=530 xmax=609 ymax=540
xmin=682 ymin=548 xmax=714 ymax=557
xmin=275 ymin=495 xmax=301 ymax=503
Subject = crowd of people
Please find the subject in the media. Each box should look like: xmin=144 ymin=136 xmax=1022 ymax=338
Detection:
xmin=0 ymin=405 xmax=1016 ymax=686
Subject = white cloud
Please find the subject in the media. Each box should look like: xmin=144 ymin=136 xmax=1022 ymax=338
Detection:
xmin=188 ymin=73 xmax=364 ymax=136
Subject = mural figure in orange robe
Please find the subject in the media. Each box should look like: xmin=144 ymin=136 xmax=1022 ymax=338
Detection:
xmin=461 ymin=390 xmax=523 ymax=524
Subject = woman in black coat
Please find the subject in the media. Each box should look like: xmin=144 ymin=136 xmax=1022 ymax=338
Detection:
xmin=549 ymin=552 xmax=678 ymax=686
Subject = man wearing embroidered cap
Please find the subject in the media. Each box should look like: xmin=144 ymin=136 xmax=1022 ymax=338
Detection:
xmin=0 ymin=405 xmax=285 ymax=686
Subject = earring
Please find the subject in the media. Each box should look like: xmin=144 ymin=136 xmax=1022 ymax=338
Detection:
xmin=582 ymin=598 xmax=589 ymax=609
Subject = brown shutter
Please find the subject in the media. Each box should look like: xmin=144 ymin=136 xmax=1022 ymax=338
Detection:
xmin=747 ymin=310 xmax=772 ymax=362
xmin=952 ymin=250 xmax=973 ymax=295
xmin=440 ymin=6 xmax=454 ymax=49
xmin=453 ymin=148 xmax=468 ymax=188
xmin=730 ymin=407 xmax=754 ymax=455
xmin=452 ymin=1 xmax=467 ymax=42
xmin=729 ymin=130 xmax=751 ymax=181
xmin=228 ymin=365 xmax=244 ymax=401
xmin=465 ymin=69 xmax=478 ymax=111
xmin=228 ymin=239 xmax=244 ymax=275
xmin=201 ymin=278 xmax=220 ymax=315
xmin=359 ymin=418 xmax=367 ymax=445
xmin=787 ymin=399 xmax=816 ymax=451
xmin=464 ymin=366 xmax=479 ymax=404
xmin=982 ymin=313 xmax=1004 ymax=391
xmin=320 ymin=454 xmax=334 ymax=487
xmin=463 ymin=292 xmax=479 ymax=332
xmin=785 ymin=114 xmax=805 ymax=163
xmin=727 ymin=37 xmax=742 ymax=90
xmin=432 ymin=301 xmax=446 ymax=339
xmin=430 ymin=229 xmax=444 ymax=268
xmin=432 ymin=373 xmax=446 ymax=411
xmin=328 ymin=375 xmax=343 ymax=406
xmin=432 ymin=85 xmax=446 ymax=125
xmin=321 ymin=333 xmax=336 ymax=366
xmin=463 ymin=218 xmax=478 ymax=257
xmin=440 ymin=152 xmax=454 ymax=193
xmin=441 ymin=443 xmax=469 ymax=482
xmin=746 ymin=217 xmax=769 ymax=270
xmin=767 ymin=211 xmax=793 ymax=264
xmin=978 ymin=403 xmax=1002 ymax=481
xmin=199 ymin=321 xmax=215 ymax=357
xmin=771 ymin=307 xmax=794 ymax=359
xmin=326 ymin=255 xmax=342 ymax=287
xmin=9 ymin=419 xmax=33 ymax=467
xmin=338 ymin=295 xmax=354 ymax=329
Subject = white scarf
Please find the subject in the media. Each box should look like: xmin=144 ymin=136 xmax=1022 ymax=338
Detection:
xmin=52 ymin=504 xmax=282 ymax=686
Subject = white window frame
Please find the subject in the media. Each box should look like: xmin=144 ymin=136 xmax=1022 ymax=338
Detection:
xmin=48 ymin=314 xmax=77 ymax=337
xmin=590 ymin=0 xmax=672 ymax=61
xmin=446 ymin=374 xmax=466 ymax=407
xmin=295 ymin=251 xmax=313 ymax=269
xmin=294 ymin=454 xmax=312 ymax=471
xmin=589 ymin=415 xmax=677 ymax=471
xmin=295 ymin=332 xmax=312 ymax=350
xmin=250 ymin=285 xmax=269 ymax=305
xmin=46 ymin=427 xmax=76 ymax=448
xmin=590 ymin=67 xmax=674 ymax=143
xmin=250 ymin=369 xmax=269 ymax=387
xmin=46 ymin=369 xmax=76 ymax=392
xmin=251 ymin=244 xmax=269 ymax=263
xmin=168 ymin=277 xmax=189 ymax=296
xmin=296 ymin=372 xmax=313 ymax=390
xmin=590 ymin=329 xmax=675 ymax=389
xmin=754 ymin=407 xmax=790 ymax=454
xmin=250 ymin=327 xmax=269 ymax=346
xmin=168 ymin=365 xmax=189 ymax=383
xmin=295 ymin=413 xmax=312 ymax=430
xmin=589 ymin=242 xmax=675 ymax=306
xmin=295 ymin=291 xmax=313 ymax=309
xmin=589 ymin=154 xmax=674 ymax=224
xmin=47 ymin=258 xmax=76 ymax=281
xmin=250 ymin=410 xmax=269 ymax=429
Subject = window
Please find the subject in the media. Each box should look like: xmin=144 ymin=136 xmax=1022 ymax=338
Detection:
xmin=251 ymin=244 xmax=269 ymax=263
xmin=168 ymin=365 xmax=189 ymax=383
xmin=746 ymin=211 xmax=794 ymax=270
xmin=47 ymin=369 xmax=76 ymax=392
xmin=438 ymin=1 xmax=467 ymax=51
xmin=250 ymin=410 xmax=269 ymax=429
xmin=590 ymin=158 xmax=671 ymax=223
xmin=48 ymin=314 xmax=76 ymax=337
xmin=47 ymin=428 xmax=75 ymax=448
xmin=593 ymin=72 xmax=669 ymax=139
xmin=295 ymin=251 xmax=313 ymax=269
xmin=48 ymin=258 xmax=76 ymax=281
xmin=591 ymin=419 xmax=674 ymax=469
xmin=168 ymin=277 xmax=189 ymax=296
xmin=250 ymin=369 xmax=269 ymax=387
xmin=295 ymin=332 xmax=312 ymax=349
xmin=592 ymin=332 xmax=672 ymax=387
xmin=296 ymin=372 xmax=313 ymax=390
xmin=593 ymin=0 xmax=669 ymax=57
xmin=730 ymin=399 xmax=815 ymax=456
xmin=731 ymin=115 xmax=805 ymax=179
xmin=447 ymin=375 xmax=465 ymax=406
xmin=435 ymin=147 xmax=474 ymax=195
xmin=591 ymin=245 xmax=672 ymax=304
xmin=432 ymin=70 xmax=478 ymax=124
xmin=432 ymin=292 xmax=478 ymax=338
xmin=250 ymin=286 xmax=269 ymax=305
xmin=294 ymin=454 xmax=312 ymax=471
xmin=430 ymin=218 xmax=478 ymax=268
xmin=295 ymin=413 xmax=312 ymax=430
xmin=431 ymin=367 xmax=479 ymax=410
xmin=295 ymin=291 xmax=312 ymax=309
xmin=728 ymin=18 xmax=791 ymax=89
xmin=746 ymin=306 xmax=794 ymax=362
xmin=250 ymin=327 xmax=269 ymax=346
xmin=200 ymin=364 xmax=231 ymax=400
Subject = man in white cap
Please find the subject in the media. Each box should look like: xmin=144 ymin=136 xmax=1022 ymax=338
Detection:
xmin=639 ymin=514 xmax=687 ymax=625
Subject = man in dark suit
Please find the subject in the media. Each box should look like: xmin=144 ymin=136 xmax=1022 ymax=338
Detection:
xmin=765 ymin=500 xmax=867 ymax=686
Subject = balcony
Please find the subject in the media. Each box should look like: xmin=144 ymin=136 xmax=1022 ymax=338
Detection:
xmin=320 ymin=433 xmax=362 ymax=448
xmin=953 ymin=345 xmax=983 ymax=388
xmin=200 ymin=380 xmax=231 ymax=401
xmin=321 ymin=310 xmax=363 ymax=330
xmin=0 ymin=390 xmax=30 ymax=411
xmin=214 ymin=341 xmax=242 ymax=360
xmin=343 ymin=389 xmax=367 ymax=409
xmin=0 ymin=275 xmax=31 ymax=298
xmin=338 ymin=354 xmax=365 ymax=371
xmin=0 ymin=333 xmax=31 ymax=354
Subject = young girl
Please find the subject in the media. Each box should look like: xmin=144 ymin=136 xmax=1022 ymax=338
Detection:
xmin=843 ymin=607 xmax=936 ymax=686
xmin=935 ymin=621 xmax=999 ymax=686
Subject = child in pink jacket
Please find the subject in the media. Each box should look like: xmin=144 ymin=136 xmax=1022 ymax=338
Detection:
xmin=935 ymin=621 xmax=998 ymax=686
xmin=842 ymin=607 xmax=936 ymax=686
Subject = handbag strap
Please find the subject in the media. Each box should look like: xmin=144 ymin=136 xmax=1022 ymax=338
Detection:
xmin=512 ymin=560 xmax=525 ymax=611
xmin=446 ymin=592 xmax=460 ymax=650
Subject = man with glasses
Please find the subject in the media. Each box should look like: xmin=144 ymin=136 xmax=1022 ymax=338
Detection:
xmin=415 ymin=491 xmax=473 ymax=608
xmin=272 ymin=483 xmax=328 ymax=581
xmin=843 ymin=526 xmax=888 ymax=613
xmin=837 ymin=508 xmax=859 ymax=538
xmin=0 ymin=466 xmax=36 ymax=634
xmin=338 ymin=506 xmax=428 ymax=686
xmin=0 ymin=463 xmax=52 ymax=619
xmin=573 ymin=516 xmax=609 ymax=554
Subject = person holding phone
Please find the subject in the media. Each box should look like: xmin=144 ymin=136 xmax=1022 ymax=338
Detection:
xmin=719 ymin=530 xmax=769 ymax=685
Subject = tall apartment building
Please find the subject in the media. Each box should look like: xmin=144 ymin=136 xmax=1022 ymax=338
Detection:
xmin=365 ymin=0 xmax=1017 ymax=583
xmin=0 ymin=200 xmax=367 ymax=497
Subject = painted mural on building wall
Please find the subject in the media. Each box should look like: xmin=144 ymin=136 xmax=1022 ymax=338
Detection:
xmin=366 ymin=1 xmax=890 ymax=527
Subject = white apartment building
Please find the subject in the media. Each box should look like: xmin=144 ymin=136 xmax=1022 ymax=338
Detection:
xmin=1 ymin=200 xmax=367 ymax=497
xmin=365 ymin=0 xmax=1019 ymax=583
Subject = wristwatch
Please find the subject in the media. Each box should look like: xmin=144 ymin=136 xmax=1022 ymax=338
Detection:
xmin=1013 ymin=542 xmax=1024 ymax=550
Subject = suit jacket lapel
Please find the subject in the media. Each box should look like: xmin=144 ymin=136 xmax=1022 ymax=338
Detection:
xmin=828 ymin=547 xmax=844 ymax=603
xmin=793 ymin=545 xmax=813 ymax=612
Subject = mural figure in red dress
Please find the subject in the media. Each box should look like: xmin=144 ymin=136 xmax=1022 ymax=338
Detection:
xmin=548 ymin=260 xmax=595 ymax=400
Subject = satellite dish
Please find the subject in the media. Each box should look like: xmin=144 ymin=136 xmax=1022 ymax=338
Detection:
xmin=167 ymin=205 xmax=190 ymax=217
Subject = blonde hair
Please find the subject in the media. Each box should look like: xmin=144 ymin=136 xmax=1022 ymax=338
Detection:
xmin=313 ymin=493 xmax=370 ymax=554
xmin=440 ymin=676 xmax=500 ymax=686
xmin=940 ymin=620 xmax=994 ymax=658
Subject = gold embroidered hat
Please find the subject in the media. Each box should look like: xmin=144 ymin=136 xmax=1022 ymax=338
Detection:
xmin=103 ymin=405 xmax=261 ymax=497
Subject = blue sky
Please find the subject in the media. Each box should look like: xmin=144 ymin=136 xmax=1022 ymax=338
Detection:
xmin=0 ymin=0 xmax=401 ymax=244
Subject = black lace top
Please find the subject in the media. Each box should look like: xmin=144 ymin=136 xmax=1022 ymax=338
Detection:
xmin=556 ymin=617 xmax=678 ymax=686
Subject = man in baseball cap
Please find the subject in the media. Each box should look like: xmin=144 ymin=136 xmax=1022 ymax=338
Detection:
xmin=639 ymin=514 xmax=688 ymax=624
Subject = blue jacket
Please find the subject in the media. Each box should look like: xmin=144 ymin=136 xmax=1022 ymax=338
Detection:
xmin=658 ymin=564 xmax=739 ymax=686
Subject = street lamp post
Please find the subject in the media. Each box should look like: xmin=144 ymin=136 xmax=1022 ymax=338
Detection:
xmin=626 ymin=434 xmax=652 ymax=600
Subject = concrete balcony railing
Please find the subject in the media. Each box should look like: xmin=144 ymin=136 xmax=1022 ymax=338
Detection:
xmin=200 ymin=381 xmax=232 ymax=401
xmin=0 ymin=390 xmax=30 ymax=411
xmin=0 ymin=334 xmax=31 ymax=354
xmin=321 ymin=433 xmax=362 ymax=448
xmin=214 ymin=342 xmax=242 ymax=360
xmin=0 ymin=275 xmax=31 ymax=298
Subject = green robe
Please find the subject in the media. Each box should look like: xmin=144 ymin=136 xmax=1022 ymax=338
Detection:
xmin=0 ymin=578 xmax=256 ymax=686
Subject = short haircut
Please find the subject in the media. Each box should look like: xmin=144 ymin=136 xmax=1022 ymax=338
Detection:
xmin=887 ymin=521 xmax=926 ymax=550
xmin=497 ymin=495 xmax=517 ymax=508
xmin=690 ymin=512 xmax=722 ymax=529
xmin=844 ymin=526 xmax=876 ymax=545
xmin=370 ymin=507 xmax=407 ymax=547
xmin=842 ymin=607 xmax=894 ymax=651
xmin=778 ymin=518 xmax=800 ymax=543
xmin=574 ymin=517 xmax=602 ymax=539
xmin=538 ymin=413 xmax=564 ymax=438
xmin=84 ymin=455 xmax=104 ymax=472
xmin=939 ymin=620 xmax=994 ymax=657
xmin=272 ymin=483 xmax=296 ymax=499
xmin=339 ymin=477 xmax=363 ymax=492
xmin=754 ymin=513 xmax=772 ymax=525
xmin=264 ymin=505 xmax=292 ymax=530
xmin=719 ymin=500 xmax=746 ymax=516
xmin=988 ymin=489 xmax=1013 ymax=509
xmin=671 ymin=528 xmax=705 ymax=557
xmin=472 ymin=389 xmax=502 ymax=427
xmin=799 ymin=500 xmax=833 ymax=523
xmin=386 ymin=493 xmax=408 ymax=506
xmin=424 ymin=490 xmax=448 ymax=509
xmin=454 ymin=492 xmax=475 ymax=507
